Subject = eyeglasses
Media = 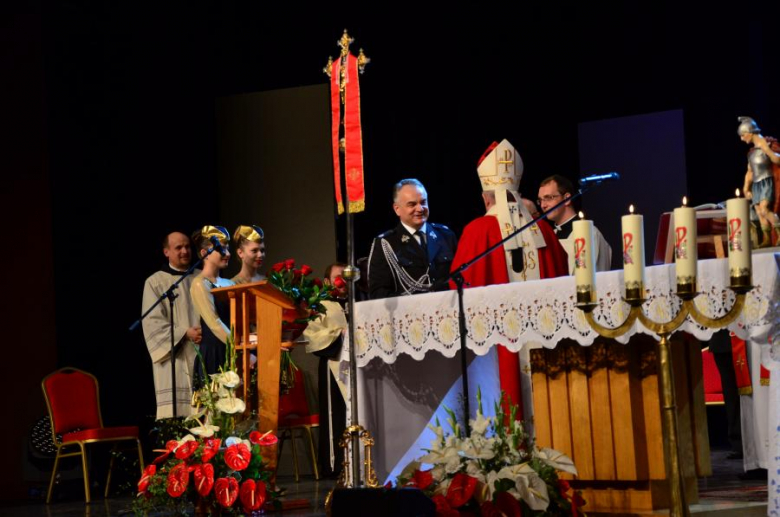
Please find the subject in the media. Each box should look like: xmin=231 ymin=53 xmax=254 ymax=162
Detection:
xmin=537 ymin=193 xmax=562 ymax=205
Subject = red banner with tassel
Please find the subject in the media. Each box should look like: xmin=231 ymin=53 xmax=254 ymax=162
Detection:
xmin=330 ymin=53 xmax=365 ymax=214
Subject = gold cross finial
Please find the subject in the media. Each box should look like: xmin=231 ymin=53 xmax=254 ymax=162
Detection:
xmin=323 ymin=55 xmax=334 ymax=78
xmin=338 ymin=30 xmax=354 ymax=57
xmin=358 ymin=48 xmax=370 ymax=74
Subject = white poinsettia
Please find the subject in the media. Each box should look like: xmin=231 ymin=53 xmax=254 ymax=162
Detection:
xmin=535 ymin=447 xmax=578 ymax=475
xmin=216 ymin=396 xmax=246 ymax=414
xmin=188 ymin=424 xmax=220 ymax=437
xmin=497 ymin=463 xmax=550 ymax=511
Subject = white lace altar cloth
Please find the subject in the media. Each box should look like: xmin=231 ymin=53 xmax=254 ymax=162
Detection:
xmin=347 ymin=254 xmax=775 ymax=366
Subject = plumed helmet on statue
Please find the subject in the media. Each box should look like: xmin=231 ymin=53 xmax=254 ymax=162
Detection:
xmin=737 ymin=116 xmax=761 ymax=136
xmin=476 ymin=140 xmax=546 ymax=256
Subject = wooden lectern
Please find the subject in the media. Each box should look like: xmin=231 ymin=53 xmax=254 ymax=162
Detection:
xmin=212 ymin=281 xmax=295 ymax=470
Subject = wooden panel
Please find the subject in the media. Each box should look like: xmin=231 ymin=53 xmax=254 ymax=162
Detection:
xmin=608 ymin=345 xmax=644 ymax=480
xmin=256 ymin=297 xmax=283 ymax=471
xmin=531 ymin=350 xmax=552 ymax=448
xmin=685 ymin=336 xmax=712 ymax=476
xmin=588 ymin=343 xmax=616 ymax=480
xmin=546 ymin=348 xmax=573 ymax=479
xmin=670 ymin=336 xmax=697 ymax=479
xmin=567 ymin=345 xmax=595 ymax=479
xmin=640 ymin=349 xmax=665 ymax=480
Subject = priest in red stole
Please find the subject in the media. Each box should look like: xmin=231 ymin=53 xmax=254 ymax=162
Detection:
xmin=451 ymin=139 xmax=569 ymax=418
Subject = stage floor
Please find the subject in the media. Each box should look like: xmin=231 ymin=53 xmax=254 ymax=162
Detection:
xmin=1 ymin=449 xmax=768 ymax=516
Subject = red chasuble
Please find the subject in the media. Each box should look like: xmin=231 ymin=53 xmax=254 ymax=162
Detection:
xmin=450 ymin=216 xmax=569 ymax=417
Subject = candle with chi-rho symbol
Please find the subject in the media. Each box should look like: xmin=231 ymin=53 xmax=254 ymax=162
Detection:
xmin=573 ymin=211 xmax=597 ymax=304
xmin=673 ymin=196 xmax=698 ymax=297
xmin=621 ymin=204 xmax=646 ymax=302
xmin=726 ymin=189 xmax=752 ymax=290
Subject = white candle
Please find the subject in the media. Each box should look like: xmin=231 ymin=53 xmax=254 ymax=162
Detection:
xmin=673 ymin=197 xmax=698 ymax=292
xmin=573 ymin=213 xmax=596 ymax=304
xmin=622 ymin=205 xmax=646 ymax=300
xmin=726 ymin=190 xmax=751 ymax=286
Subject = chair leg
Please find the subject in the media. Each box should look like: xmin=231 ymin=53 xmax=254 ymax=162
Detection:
xmin=137 ymin=439 xmax=145 ymax=473
xmin=290 ymin=429 xmax=300 ymax=483
xmin=105 ymin=444 xmax=118 ymax=498
xmin=275 ymin=429 xmax=287 ymax=478
xmin=46 ymin=449 xmax=63 ymax=504
xmin=79 ymin=443 xmax=91 ymax=503
xmin=304 ymin=426 xmax=319 ymax=481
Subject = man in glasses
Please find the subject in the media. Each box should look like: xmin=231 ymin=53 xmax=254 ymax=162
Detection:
xmin=537 ymin=175 xmax=612 ymax=272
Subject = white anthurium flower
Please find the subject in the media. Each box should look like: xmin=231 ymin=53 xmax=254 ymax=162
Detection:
xmin=535 ymin=447 xmax=578 ymax=475
xmin=497 ymin=464 xmax=550 ymax=511
xmin=179 ymin=434 xmax=196 ymax=444
xmin=225 ymin=436 xmax=242 ymax=447
xmin=217 ymin=371 xmax=241 ymax=389
xmin=484 ymin=470 xmax=502 ymax=500
xmin=216 ymin=396 xmax=246 ymax=414
xmin=189 ymin=424 xmax=220 ymax=437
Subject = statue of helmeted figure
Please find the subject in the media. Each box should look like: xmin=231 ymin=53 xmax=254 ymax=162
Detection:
xmin=738 ymin=116 xmax=780 ymax=247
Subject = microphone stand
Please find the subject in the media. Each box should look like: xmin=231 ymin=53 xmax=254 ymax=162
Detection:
xmin=130 ymin=246 xmax=221 ymax=418
xmin=445 ymin=180 xmax=612 ymax=433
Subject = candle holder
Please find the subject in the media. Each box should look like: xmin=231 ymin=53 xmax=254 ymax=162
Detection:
xmin=624 ymin=281 xmax=645 ymax=306
xmin=576 ymin=285 xmax=596 ymax=305
xmin=676 ymin=276 xmax=697 ymax=300
xmin=577 ymin=285 xmax=751 ymax=517
xmin=730 ymin=272 xmax=752 ymax=294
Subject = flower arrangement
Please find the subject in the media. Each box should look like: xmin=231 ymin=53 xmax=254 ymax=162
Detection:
xmin=395 ymin=391 xmax=585 ymax=516
xmin=134 ymin=334 xmax=280 ymax=516
xmin=268 ymin=258 xmax=337 ymax=391
xmin=268 ymin=259 xmax=337 ymax=324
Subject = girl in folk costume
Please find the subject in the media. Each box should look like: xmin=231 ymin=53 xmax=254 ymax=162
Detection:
xmin=231 ymin=225 xmax=266 ymax=284
xmin=738 ymin=116 xmax=780 ymax=247
xmin=190 ymin=226 xmax=235 ymax=388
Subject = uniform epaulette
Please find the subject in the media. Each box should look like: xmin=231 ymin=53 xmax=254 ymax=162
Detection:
xmin=431 ymin=223 xmax=450 ymax=231
xmin=377 ymin=228 xmax=396 ymax=239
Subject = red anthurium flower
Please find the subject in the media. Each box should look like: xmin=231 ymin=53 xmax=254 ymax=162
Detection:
xmin=201 ymin=437 xmax=221 ymax=463
xmin=175 ymin=440 xmax=199 ymax=460
xmin=445 ymin=473 xmax=478 ymax=508
xmin=431 ymin=495 xmax=459 ymax=517
xmin=284 ymin=259 xmax=295 ymax=270
xmin=166 ymin=463 xmax=189 ymax=498
xmin=192 ymin=463 xmax=215 ymax=497
xmin=137 ymin=465 xmax=156 ymax=494
xmin=215 ymin=477 xmax=239 ymax=508
xmin=409 ymin=469 xmax=433 ymax=490
xmin=494 ymin=491 xmax=522 ymax=517
xmin=300 ymin=264 xmax=313 ymax=276
xmin=249 ymin=430 xmax=278 ymax=446
xmin=272 ymin=262 xmax=285 ymax=272
xmin=480 ymin=501 xmax=502 ymax=517
xmin=240 ymin=479 xmax=267 ymax=513
xmin=153 ymin=439 xmax=179 ymax=464
xmin=224 ymin=443 xmax=251 ymax=471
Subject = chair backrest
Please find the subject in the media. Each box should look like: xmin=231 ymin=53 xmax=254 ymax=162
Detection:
xmin=42 ymin=368 xmax=103 ymax=440
xmin=278 ymin=368 xmax=312 ymax=420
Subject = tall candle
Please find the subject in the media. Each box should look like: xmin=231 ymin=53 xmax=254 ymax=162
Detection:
xmin=573 ymin=213 xmax=596 ymax=304
xmin=726 ymin=189 xmax=751 ymax=288
xmin=622 ymin=205 xmax=646 ymax=301
xmin=673 ymin=196 xmax=698 ymax=295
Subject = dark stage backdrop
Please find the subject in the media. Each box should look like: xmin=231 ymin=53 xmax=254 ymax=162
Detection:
xmin=579 ymin=110 xmax=688 ymax=270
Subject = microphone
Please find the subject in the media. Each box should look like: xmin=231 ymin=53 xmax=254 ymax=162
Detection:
xmin=209 ymin=236 xmax=226 ymax=256
xmin=579 ymin=172 xmax=620 ymax=185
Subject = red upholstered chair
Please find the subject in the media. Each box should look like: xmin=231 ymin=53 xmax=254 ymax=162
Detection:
xmin=277 ymin=368 xmax=320 ymax=482
xmin=41 ymin=367 xmax=144 ymax=503
xmin=701 ymin=348 xmax=725 ymax=405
